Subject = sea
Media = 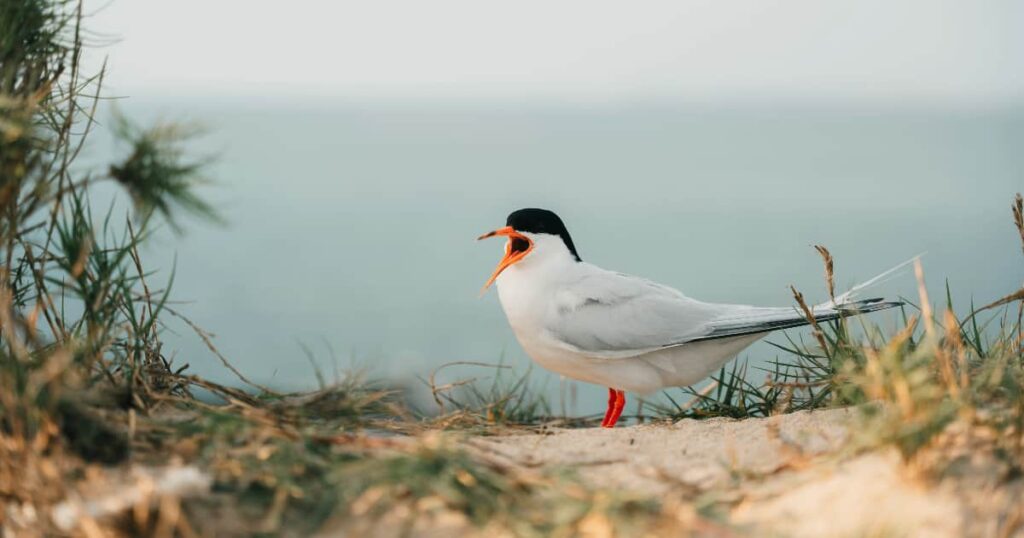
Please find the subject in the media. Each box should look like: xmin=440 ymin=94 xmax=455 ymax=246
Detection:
xmin=82 ymin=98 xmax=1024 ymax=416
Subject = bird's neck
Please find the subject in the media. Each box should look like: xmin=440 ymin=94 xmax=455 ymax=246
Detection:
xmin=494 ymin=235 xmax=579 ymax=318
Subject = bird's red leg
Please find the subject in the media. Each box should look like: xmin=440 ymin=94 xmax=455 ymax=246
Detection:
xmin=603 ymin=390 xmax=627 ymax=428
xmin=600 ymin=387 xmax=616 ymax=427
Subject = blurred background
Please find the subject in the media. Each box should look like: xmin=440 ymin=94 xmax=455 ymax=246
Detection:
xmin=81 ymin=0 xmax=1022 ymax=415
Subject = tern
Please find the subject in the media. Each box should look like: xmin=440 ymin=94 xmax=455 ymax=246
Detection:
xmin=478 ymin=208 xmax=904 ymax=428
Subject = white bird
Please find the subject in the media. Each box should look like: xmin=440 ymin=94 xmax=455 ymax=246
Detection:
xmin=478 ymin=208 xmax=904 ymax=428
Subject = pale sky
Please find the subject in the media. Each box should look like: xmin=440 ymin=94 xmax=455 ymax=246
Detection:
xmin=87 ymin=0 xmax=1024 ymax=105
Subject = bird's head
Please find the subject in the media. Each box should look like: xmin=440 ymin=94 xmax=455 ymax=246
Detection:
xmin=477 ymin=208 xmax=581 ymax=292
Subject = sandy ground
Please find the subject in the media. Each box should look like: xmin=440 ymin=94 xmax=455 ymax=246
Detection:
xmin=28 ymin=408 xmax=1021 ymax=537
xmin=468 ymin=408 xmax=1020 ymax=537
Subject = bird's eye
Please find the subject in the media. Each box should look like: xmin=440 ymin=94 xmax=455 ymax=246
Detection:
xmin=510 ymin=237 xmax=530 ymax=255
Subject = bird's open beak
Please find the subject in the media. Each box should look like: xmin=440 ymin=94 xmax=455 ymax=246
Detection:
xmin=477 ymin=226 xmax=533 ymax=293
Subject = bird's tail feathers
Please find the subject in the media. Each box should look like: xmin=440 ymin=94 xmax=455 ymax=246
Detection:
xmin=693 ymin=256 xmax=916 ymax=342
xmin=827 ymin=255 xmax=920 ymax=307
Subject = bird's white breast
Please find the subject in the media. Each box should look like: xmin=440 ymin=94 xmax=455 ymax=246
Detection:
xmin=494 ymin=234 xmax=584 ymax=374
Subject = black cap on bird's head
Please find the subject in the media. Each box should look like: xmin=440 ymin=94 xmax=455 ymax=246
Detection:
xmin=505 ymin=208 xmax=581 ymax=262
xmin=476 ymin=208 xmax=581 ymax=291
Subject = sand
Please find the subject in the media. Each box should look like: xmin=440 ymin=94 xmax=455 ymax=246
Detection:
xmin=29 ymin=408 xmax=1022 ymax=537
xmin=468 ymin=408 xmax=1019 ymax=537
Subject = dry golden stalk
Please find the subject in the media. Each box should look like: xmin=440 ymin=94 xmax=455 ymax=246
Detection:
xmin=427 ymin=360 xmax=511 ymax=415
xmin=861 ymin=347 xmax=885 ymax=401
xmin=790 ymin=285 xmax=829 ymax=353
xmin=998 ymin=506 xmax=1024 ymax=538
xmin=934 ymin=348 xmax=960 ymax=400
xmin=890 ymin=314 xmax=920 ymax=350
xmin=860 ymin=315 xmax=920 ymax=412
xmin=943 ymin=309 xmax=968 ymax=392
xmin=931 ymin=308 xmax=962 ymax=399
xmin=673 ymin=381 xmax=720 ymax=415
xmin=974 ymin=196 xmax=1024 ymax=350
xmin=1012 ymin=192 xmax=1023 ymax=257
xmin=164 ymin=307 xmax=279 ymax=396
xmin=976 ymin=288 xmax=1024 ymax=313
xmin=814 ymin=244 xmax=835 ymax=303
xmin=914 ymin=259 xmax=935 ymax=337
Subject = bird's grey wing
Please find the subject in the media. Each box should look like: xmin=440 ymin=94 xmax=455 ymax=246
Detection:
xmin=691 ymin=298 xmax=903 ymax=341
xmin=546 ymin=266 xmax=905 ymax=359
xmin=545 ymin=271 xmax=724 ymax=359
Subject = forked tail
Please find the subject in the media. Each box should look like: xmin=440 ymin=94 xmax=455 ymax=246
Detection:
xmin=692 ymin=257 xmax=915 ymax=342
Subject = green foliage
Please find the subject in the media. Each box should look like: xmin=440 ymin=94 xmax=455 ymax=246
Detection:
xmin=109 ymin=114 xmax=221 ymax=230
xmin=0 ymin=0 xmax=214 ymax=453
xmin=654 ymin=360 xmax=796 ymax=420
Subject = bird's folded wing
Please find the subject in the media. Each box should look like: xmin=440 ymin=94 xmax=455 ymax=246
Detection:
xmin=545 ymin=271 xmax=724 ymax=359
xmin=692 ymin=298 xmax=901 ymax=341
xmin=547 ymin=268 xmax=902 ymax=359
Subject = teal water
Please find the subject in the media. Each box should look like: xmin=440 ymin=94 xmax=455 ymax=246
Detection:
xmin=86 ymin=99 xmax=1024 ymax=416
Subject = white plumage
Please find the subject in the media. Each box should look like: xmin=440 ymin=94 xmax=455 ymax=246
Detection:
xmin=479 ymin=208 xmax=904 ymax=426
xmin=491 ymin=231 xmax=903 ymax=394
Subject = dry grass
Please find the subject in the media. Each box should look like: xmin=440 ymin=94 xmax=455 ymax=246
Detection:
xmin=656 ymin=199 xmax=1023 ymax=477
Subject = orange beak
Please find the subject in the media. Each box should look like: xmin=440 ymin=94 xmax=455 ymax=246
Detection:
xmin=477 ymin=226 xmax=534 ymax=293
